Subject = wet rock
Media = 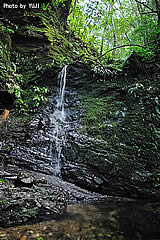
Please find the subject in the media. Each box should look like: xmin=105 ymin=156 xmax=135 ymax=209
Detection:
xmin=62 ymin=133 xmax=120 ymax=195
xmin=67 ymin=62 xmax=93 ymax=88
xmin=0 ymin=177 xmax=68 ymax=228
xmin=15 ymin=172 xmax=34 ymax=188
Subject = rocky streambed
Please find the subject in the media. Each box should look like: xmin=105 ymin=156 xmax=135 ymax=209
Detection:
xmin=0 ymin=162 xmax=133 ymax=228
xmin=1 ymin=199 xmax=160 ymax=240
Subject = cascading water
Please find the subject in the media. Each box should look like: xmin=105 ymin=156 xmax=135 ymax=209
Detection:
xmin=51 ymin=65 xmax=67 ymax=177
xmin=11 ymin=65 xmax=70 ymax=176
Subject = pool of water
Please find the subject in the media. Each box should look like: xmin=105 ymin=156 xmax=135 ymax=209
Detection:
xmin=0 ymin=200 xmax=160 ymax=240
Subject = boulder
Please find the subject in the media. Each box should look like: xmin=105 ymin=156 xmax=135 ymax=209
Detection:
xmin=0 ymin=175 xmax=68 ymax=228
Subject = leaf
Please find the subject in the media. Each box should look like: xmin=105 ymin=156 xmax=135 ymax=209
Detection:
xmin=0 ymin=179 xmax=5 ymax=184
xmin=8 ymin=88 xmax=15 ymax=94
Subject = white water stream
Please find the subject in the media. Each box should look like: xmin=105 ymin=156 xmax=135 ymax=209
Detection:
xmin=51 ymin=65 xmax=67 ymax=177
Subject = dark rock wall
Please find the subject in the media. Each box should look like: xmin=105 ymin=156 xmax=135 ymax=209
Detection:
xmin=61 ymin=60 xmax=160 ymax=198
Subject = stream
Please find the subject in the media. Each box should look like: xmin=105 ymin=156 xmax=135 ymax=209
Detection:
xmin=1 ymin=200 xmax=160 ymax=240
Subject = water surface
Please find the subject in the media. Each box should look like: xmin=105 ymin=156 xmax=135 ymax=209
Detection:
xmin=1 ymin=200 xmax=160 ymax=240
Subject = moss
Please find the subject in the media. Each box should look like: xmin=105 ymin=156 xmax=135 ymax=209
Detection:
xmin=0 ymin=199 xmax=7 ymax=206
xmin=80 ymin=96 xmax=121 ymax=142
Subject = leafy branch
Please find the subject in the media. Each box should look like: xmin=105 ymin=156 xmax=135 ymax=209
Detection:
xmin=98 ymin=44 xmax=150 ymax=59
xmin=134 ymin=0 xmax=154 ymax=12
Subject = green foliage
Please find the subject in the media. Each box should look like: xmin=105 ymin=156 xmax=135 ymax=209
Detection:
xmin=36 ymin=62 xmax=54 ymax=72
xmin=128 ymin=83 xmax=144 ymax=97
xmin=0 ymin=199 xmax=7 ymax=205
xmin=34 ymin=10 xmax=90 ymax=64
xmin=130 ymin=14 xmax=159 ymax=43
xmin=134 ymin=48 xmax=154 ymax=61
xmin=68 ymin=0 xmax=158 ymax=61
xmin=0 ymin=179 xmax=5 ymax=184
xmin=81 ymin=96 xmax=118 ymax=140
xmin=0 ymin=31 xmax=23 ymax=97
xmin=8 ymin=82 xmax=22 ymax=98
xmin=1 ymin=25 xmax=14 ymax=34
xmin=52 ymin=0 xmax=65 ymax=8
xmin=6 ymin=65 xmax=23 ymax=98
xmin=41 ymin=3 xmax=50 ymax=11
xmin=34 ymin=11 xmax=71 ymax=61
xmin=0 ymin=22 xmax=23 ymax=100
xmin=32 ymin=86 xmax=48 ymax=108
xmin=16 ymin=86 xmax=48 ymax=113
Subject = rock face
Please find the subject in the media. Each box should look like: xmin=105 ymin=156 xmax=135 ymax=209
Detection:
xmin=67 ymin=62 xmax=93 ymax=88
xmin=62 ymin=133 xmax=154 ymax=198
xmin=0 ymin=173 xmax=68 ymax=228
xmin=61 ymin=60 xmax=160 ymax=198
xmin=1 ymin=58 xmax=160 ymax=201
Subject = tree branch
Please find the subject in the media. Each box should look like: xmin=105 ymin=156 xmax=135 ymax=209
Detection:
xmin=98 ymin=44 xmax=148 ymax=59
xmin=134 ymin=0 xmax=154 ymax=11
xmin=141 ymin=11 xmax=159 ymax=14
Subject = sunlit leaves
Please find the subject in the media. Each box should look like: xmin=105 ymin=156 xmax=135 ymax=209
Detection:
xmin=52 ymin=0 xmax=66 ymax=8
xmin=68 ymin=0 xmax=158 ymax=60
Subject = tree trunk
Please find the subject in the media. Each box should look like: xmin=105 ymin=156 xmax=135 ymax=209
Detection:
xmin=110 ymin=0 xmax=117 ymax=58
xmin=154 ymin=0 xmax=160 ymax=47
xmin=100 ymin=6 xmax=111 ymax=56
xmin=154 ymin=0 xmax=160 ymax=25
xmin=111 ymin=16 xmax=117 ymax=58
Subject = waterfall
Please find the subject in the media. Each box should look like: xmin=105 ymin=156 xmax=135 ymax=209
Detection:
xmin=51 ymin=65 xmax=67 ymax=177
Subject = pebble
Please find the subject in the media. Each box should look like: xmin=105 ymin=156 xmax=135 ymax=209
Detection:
xmin=20 ymin=235 xmax=27 ymax=240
